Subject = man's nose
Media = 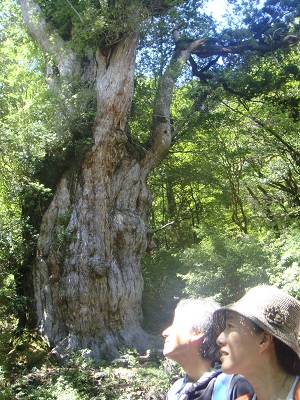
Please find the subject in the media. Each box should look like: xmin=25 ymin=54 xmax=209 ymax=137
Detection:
xmin=162 ymin=326 xmax=171 ymax=337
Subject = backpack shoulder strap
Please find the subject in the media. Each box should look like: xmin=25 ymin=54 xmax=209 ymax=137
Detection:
xmin=236 ymin=376 xmax=300 ymax=400
xmin=293 ymin=376 xmax=300 ymax=400
xmin=212 ymin=373 xmax=232 ymax=400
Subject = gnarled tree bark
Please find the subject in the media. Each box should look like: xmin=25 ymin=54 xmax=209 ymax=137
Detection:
xmin=19 ymin=0 xmax=197 ymax=360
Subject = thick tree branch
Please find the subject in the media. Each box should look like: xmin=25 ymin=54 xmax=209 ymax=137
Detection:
xmin=20 ymin=0 xmax=80 ymax=77
xmin=172 ymin=21 xmax=187 ymax=43
xmin=189 ymin=55 xmax=219 ymax=81
xmin=141 ymin=37 xmax=207 ymax=171
xmin=191 ymin=35 xmax=299 ymax=59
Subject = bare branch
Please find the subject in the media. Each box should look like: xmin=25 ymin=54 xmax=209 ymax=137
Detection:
xmin=153 ymin=221 xmax=176 ymax=233
xmin=65 ymin=0 xmax=84 ymax=24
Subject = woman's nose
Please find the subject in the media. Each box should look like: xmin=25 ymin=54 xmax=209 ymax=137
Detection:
xmin=216 ymin=331 xmax=226 ymax=346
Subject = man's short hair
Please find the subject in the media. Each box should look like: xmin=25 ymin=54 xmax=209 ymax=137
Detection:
xmin=175 ymin=298 xmax=220 ymax=362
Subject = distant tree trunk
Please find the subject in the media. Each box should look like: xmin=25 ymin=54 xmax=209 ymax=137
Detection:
xmin=19 ymin=0 xmax=196 ymax=359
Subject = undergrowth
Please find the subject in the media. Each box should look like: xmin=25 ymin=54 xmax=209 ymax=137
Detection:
xmin=1 ymin=340 xmax=181 ymax=400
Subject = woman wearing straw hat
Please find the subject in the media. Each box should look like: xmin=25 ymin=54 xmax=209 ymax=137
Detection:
xmin=213 ymin=285 xmax=300 ymax=400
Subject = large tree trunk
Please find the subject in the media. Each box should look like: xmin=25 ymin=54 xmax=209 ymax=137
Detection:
xmin=20 ymin=0 xmax=201 ymax=360
xmin=34 ymin=33 xmax=155 ymax=359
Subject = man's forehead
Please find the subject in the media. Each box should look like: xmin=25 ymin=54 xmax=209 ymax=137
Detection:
xmin=175 ymin=307 xmax=194 ymax=319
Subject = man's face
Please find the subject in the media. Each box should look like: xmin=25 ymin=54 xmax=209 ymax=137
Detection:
xmin=162 ymin=310 xmax=201 ymax=363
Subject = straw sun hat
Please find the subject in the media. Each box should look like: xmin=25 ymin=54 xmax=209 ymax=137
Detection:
xmin=213 ymin=285 xmax=300 ymax=358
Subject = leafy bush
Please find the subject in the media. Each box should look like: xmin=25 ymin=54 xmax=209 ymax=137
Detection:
xmin=177 ymin=232 xmax=271 ymax=304
xmin=265 ymin=227 xmax=300 ymax=300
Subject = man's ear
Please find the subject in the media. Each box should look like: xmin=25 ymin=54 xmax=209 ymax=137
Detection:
xmin=190 ymin=331 xmax=204 ymax=343
xmin=258 ymin=331 xmax=273 ymax=353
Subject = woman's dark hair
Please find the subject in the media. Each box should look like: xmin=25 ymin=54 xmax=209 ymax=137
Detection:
xmin=250 ymin=320 xmax=300 ymax=374
xmin=216 ymin=311 xmax=300 ymax=373
xmin=200 ymin=324 xmax=221 ymax=363
xmin=274 ymin=337 xmax=300 ymax=375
